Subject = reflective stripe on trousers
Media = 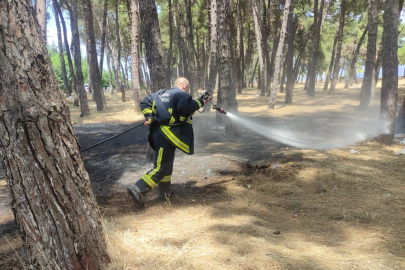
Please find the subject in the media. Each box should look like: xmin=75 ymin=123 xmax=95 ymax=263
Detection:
xmin=141 ymin=127 xmax=176 ymax=188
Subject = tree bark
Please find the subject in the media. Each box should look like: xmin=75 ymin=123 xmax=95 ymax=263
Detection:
xmin=55 ymin=0 xmax=79 ymax=106
xmin=236 ymin=0 xmax=244 ymax=94
xmin=307 ymin=0 xmax=325 ymax=96
xmin=185 ymin=0 xmax=198 ymax=97
xmin=345 ymin=27 xmax=367 ymax=89
xmin=115 ymin=0 xmax=126 ymax=101
xmin=252 ymin=0 xmax=266 ymax=95
xmin=206 ymin=0 xmax=218 ymax=97
xmin=218 ymin=0 xmax=239 ymax=135
xmin=377 ymin=0 xmax=399 ymax=144
xmin=269 ymin=0 xmax=291 ymax=109
xmin=359 ymin=0 xmax=378 ymax=109
xmin=139 ymin=0 xmax=165 ymax=93
xmin=83 ymin=0 xmax=106 ymax=110
xmin=0 ymin=1 xmax=111 ymax=268
xmin=131 ymin=0 xmax=142 ymax=110
xmin=52 ymin=0 xmax=71 ymax=97
xmin=167 ymin=0 xmax=174 ymax=86
xmin=323 ymin=26 xmax=338 ymax=92
xmin=99 ymin=0 xmax=108 ymax=74
xmin=35 ymin=0 xmax=47 ymax=40
xmin=69 ymin=0 xmax=91 ymax=116
xmin=328 ymin=0 xmax=346 ymax=95
xmin=285 ymin=1 xmax=295 ymax=104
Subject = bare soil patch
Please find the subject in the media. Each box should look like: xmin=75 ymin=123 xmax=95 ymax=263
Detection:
xmin=1 ymin=81 xmax=405 ymax=269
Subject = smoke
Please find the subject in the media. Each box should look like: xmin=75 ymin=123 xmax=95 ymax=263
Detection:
xmin=226 ymin=109 xmax=388 ymax=150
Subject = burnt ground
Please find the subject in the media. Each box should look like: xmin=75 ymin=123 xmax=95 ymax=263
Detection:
xmin=75 ymin=115 xmax=287 ymax=209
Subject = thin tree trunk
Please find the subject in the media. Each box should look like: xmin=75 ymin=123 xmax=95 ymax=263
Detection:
xmin=345 ymin=27 xmax=367 ymax=89
xmin=83 ymin=0 xmax=106 ymax=110
xmin=268 ymin=0 xmax=281 ymax=96
xmin=236 ymin=0 xmax=243 ymax=94
xmin=0 ymin=1 xmax=110 ymax=268
xmin=269 ymin=0 xmax=291 ymax=109
xmin=377 ymin=0 xmax=399 ymax=144
xmin=359 ymin=0 xmax=378 ymax=110
xmin=52 ymin=0 xmax=71 ymax=97
xmin=131 ymin=0 xmax=142 ymax=110
xmin=55 ymin=0 xmax=78 ymax=106
xmin=329 ymin=0 xmax=346 ymax=95
xmin=115 ymin=0 xmax=126 ymax=101
xmin=285 ymin=1 xmax=295 ymax=104
xmin=218 ymin=0 xmax=239 ymax=135
xmin=323 ymin=26 xmax=339 ymax=91
xmin=185 ymin=0 xmax=198 ymax=97
xmin=139 ymin=0 xmax=165 ymax=93
xmin=207 ymin=0 xmax=218 ymax=97
xmin=250 ymin=57 xmax=259 ymax=87
xmin=99 ymin=0 xmax=108 ymax=73
xmin=307 ymin=0 xmax=325 ymax=96
xmin=35 ymin=0 xmax=47 ymax=40
xmin=167 ymin=0 xmax=174 ymax=86
xmin=252 ymin=0 xmax=265 ymax=96
xmin=69 ymin=0 xmax=90 ymax=116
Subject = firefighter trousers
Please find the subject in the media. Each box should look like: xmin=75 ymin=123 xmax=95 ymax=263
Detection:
xmin=138 ymin=126 xmax=175 ymax=192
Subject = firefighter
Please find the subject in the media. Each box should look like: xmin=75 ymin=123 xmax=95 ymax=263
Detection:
xmin=127 ymin=77 xmax=210 ymax=207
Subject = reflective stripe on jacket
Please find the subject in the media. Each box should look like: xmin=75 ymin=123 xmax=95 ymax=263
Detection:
xmin=140 ymin=86 xmax=204 ymax=155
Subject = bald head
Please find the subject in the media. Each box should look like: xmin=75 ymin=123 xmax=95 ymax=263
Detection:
xmin=174 ymin=77 xmax=190 ymax=92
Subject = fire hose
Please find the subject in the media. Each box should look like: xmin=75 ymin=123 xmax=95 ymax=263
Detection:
xmin=81 ymin=91 xmax=227 ymax=152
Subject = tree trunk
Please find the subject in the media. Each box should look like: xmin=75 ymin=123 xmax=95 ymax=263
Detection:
xmin=131 ymin=0 xmax=142 ymax=110
xmin=236 ymin=0 xmax=243 ymax=94
xmin=0 ymin=1 xmax=111 ymax=268
xmin=323 ymin=27 xmax=338 ymax=91
xmin=206 ymin=0 xmax=218 ymax=97
xmin=139 ymin=0 xmax=165 ymax=93
xmin=329 ymin=0 xmax=346 ymax=95
xmin=262 ymin=0 xmax=271 ymax=95
xmin=218 ymin=0 xmax=239 ymax=135
xmin=345 ymin=27 xmax=367 ymax=89
xmin=167 ymin=0 xmax=174 ymax=86
xmin=377 ymin=0 xmax=399 ymax=144
xmin=250 ymin=57 xmax=259 ymax=87
xmin=269 ymin=0 xmax=291 ymax=109
xmin=285 ymin=1 xmax=295 ymax=104
xmin=267 ymin=0 xmax=281 ymax=96
xmin=55 ymin=0 xmax=79 ymax=106
xmin=69 ymin=0 xmax=91 ymax=116
xmin=359 ymin=0 xmax=378 ymax=108
xmin=83 ymin=0 xmax=106 ymax=110
xmin=252 ymin=0 xmax=266 ymax=96
xmin=99 ymin=0 xmax=108 ymax=74
xmin=115 ymin=0 xmax=126 ymax=101
xmin=307 ymin=0 xmax=325 ymax=96
xmin=185 ymin=0 xmax=198 ymax=97
xmin=52 ymin=0 xmax=71 ymax=97
xmin=35 ymin=0 xmax=47 ymax=40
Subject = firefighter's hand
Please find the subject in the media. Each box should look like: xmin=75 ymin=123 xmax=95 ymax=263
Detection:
xmin=144 ymin=119 xmax=150 ymax=125
xmin=204 ymin=97 xmax=211 ymax=104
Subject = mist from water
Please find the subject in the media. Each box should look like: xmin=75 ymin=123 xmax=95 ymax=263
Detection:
xmin=226 ymin=112 xmax=388 ymax=150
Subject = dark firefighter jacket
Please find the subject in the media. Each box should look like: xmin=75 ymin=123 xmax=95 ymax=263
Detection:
xmin=140 ymin=86 xmax=204 ymax=155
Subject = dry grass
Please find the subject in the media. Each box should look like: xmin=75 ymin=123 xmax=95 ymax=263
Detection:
xmin=99 ymin=80 xmax=404 ymax=270
xmin=1 ymin=79 xmax=405 ymax=269
xmin=67 ymin=91 xmax=145 ymax=125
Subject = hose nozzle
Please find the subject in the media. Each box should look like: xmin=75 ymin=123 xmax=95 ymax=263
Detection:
xmin=214 ymin=107 xmax=227 ymax=114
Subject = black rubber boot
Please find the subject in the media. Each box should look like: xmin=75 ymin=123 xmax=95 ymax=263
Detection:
xmin=158 ymin=182 xmax=175 ymax=200
xmin=127 ymin=180 xmax=151 ymax=207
